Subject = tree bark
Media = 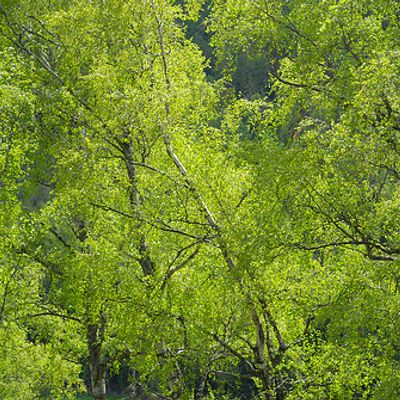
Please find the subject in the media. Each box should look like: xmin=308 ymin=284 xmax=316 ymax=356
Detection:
xmin=121 ymin=138 xmax=155 ymax=276
xmin=87 ymin=322 xmax=107 ymax=400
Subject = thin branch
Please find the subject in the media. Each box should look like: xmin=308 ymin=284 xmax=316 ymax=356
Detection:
xmin=253 ymin=4 xmax=316 ymax=46
xmin=161 ymin=246 xmax=200 ymax=291
xmin=49 ymin=227 xmax=71 ymax=249
xmin=211 ymin=333 xmax=256 ymax=373
xmin=0 ymin=263 xmax=21 ymax=323
xmin=166 ymin=247 xmax=199 ymax=277
xmin=25 ymin=311 xmax=81 ymax=323
xmin=27 ymin=14 xmax=61 ymax=41
xmin=264 ymin=306 xmax=288 ymax=353
xmin=152 ymin=219 xmax=213 ymax=241
xmin=21 ymin=23 xmax=61 ymax=47
xmin=132 ymin=161 xmax=186 ymax=186
xmin=270 ymin=69 xmax=322 ymax=93
xmin=291 ymin=241 xmax=364 ymax=251
xmin=236 ymin=191 xmax=250 ymax=208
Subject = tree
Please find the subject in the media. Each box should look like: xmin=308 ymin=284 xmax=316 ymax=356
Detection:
xmin=0 ymin=0 xmax=251 ymax=398
xmin=2 ymin=0 xmax=400 ymax=398
xmin=208 ymin=0 xmax=400 ymax=398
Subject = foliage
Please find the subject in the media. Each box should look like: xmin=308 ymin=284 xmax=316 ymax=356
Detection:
xmin=1 ymin=0 xmax=400 ymax=399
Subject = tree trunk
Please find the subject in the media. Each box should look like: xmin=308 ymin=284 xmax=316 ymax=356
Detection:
xmin=87 ymin=323 xmax=107 ymax=400
xmin=128 ymin=368 xmax=145 ymax=400
xmin=121 ymin=139 xmax=155 ymax=276
xmin=194 ymin=369 xmax=209 ymax=400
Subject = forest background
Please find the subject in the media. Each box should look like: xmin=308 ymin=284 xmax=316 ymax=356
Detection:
xmin=1 ymin=0 xmax=400 ymax=399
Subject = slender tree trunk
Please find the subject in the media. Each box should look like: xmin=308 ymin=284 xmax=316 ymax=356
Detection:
xmin=120 ymin=138 xmax=156 ymax=397
xmin=251 ymin=310 xmax=273 ymax=400
xmin=121 ymin=138 xmax=155 ymax=276
xmin=128 ymin=368 xmax=144 ymax=400
xmin=87 ymin=322 xmax=107 ymax=400
xmin=76 ymin=220 xmax=107 ymax=400
xmin=194 ymin=367 xmax=209 ymax=400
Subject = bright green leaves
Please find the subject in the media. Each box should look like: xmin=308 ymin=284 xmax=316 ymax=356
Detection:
xmin=0 ymin=323 xmax=82 ymax=400
xmin=0 ymin=50 xmax=35 ymax=182
xmin=1 ymin=1 xmax=243 ymax=398
xmin=208 ymin=0 xmax=400 ymax=398
xmin=3 ymin=0 xmax=400 ymax=398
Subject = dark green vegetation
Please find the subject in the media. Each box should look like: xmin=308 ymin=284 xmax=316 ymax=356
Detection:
xmin=1 ymin=0 xmax=400 ymax=399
